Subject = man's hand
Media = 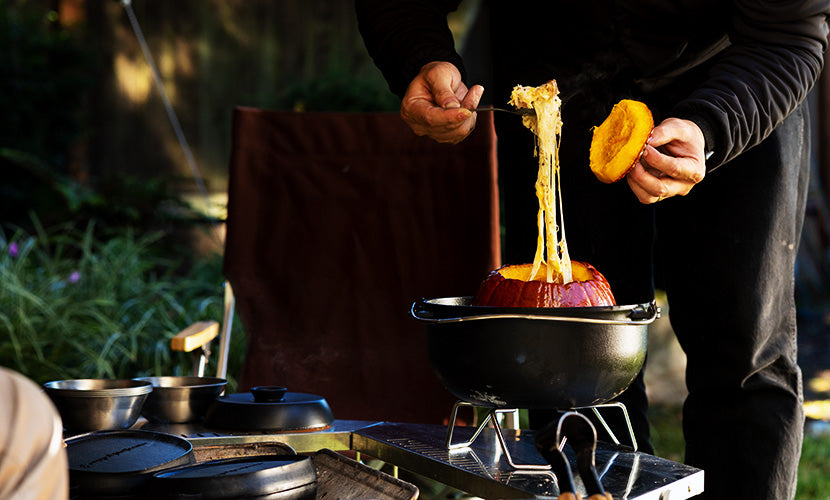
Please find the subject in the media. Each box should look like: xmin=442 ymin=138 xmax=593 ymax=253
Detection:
xmin=626 ymin=118 xmax=707 ymax=203
xmin=400 ymin=61 xmax=484 ymax=144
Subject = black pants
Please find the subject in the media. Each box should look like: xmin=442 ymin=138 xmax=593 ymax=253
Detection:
xmin=498 ymin=104 xmax=809 ymax=500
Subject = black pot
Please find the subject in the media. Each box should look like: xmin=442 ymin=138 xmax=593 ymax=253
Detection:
xmin=204 ymin=386 xmax=334 ymax=431
xmin=66 ymin=429 xmax=195 ymax=499
xmin=151 ymin=455 xmax=317 ymax=500
xmin=411 ymin=297 xmax=658 ymax=409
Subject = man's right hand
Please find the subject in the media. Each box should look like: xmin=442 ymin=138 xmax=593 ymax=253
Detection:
xmin=400 ymin=61 xmax=484 ymax=144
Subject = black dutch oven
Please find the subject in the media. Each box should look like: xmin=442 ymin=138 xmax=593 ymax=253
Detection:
xmin=204 ymin=386 xmax=334 ymax=431
xmin=411 ymin=297 xmax=659 ymax=409
xmin=151 ymin=455 xmax=317 ymax=500
xmin=66 ymin=429 xmax=195 ymax=499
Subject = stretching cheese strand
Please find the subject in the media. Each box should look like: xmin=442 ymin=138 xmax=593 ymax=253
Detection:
xmin=508 ymin=81 xmax=573 ymax=284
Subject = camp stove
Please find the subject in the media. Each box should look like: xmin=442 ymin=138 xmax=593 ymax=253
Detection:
xmin=142 ymin=411 xmax=703 ymax=499
xmin=440 ymin=400 xmax=638 ymax=471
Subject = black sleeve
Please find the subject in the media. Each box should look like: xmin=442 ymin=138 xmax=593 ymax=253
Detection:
xmin=355 ymin=0 xmax=466 ymax=98
xmin=671 ymin=0 xmax=830 ymax=169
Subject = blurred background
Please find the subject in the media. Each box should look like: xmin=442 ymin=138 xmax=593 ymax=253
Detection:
xmin=1 ymin=0 xmax=830 ymax=495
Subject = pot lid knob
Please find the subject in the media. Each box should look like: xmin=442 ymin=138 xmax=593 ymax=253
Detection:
xmin=251 ymin=386 xmax=287 ymax=402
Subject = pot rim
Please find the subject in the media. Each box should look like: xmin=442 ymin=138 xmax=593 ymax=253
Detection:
xmin=133 ymin=376 xmax=227 ymax=390
xmin=66 ymin=429 xmax=194 ymax=475
xmin=412 ymin=297 xmax=659 ymax=325
xmin=44 ymin=378 xmax=153 ymax=397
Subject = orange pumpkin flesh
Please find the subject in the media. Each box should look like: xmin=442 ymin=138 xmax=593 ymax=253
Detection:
xmin=473 ymin=262 xmax=616 ymax=308
xmin=590 ymin=99 xmax=653 ymax=184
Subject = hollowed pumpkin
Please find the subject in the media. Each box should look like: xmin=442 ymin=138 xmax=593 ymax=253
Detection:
xmin=471 ymin=80 xmax=617 ymax=309
xmin=589 ymin=99 xmax=653 ymax=184
xmin=472 ymin=262 xmax=616 ymax=308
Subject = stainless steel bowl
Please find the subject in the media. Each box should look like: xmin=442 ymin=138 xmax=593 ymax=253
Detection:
xmin=134 ymin=376 xmax=227 ymax=423
xmin=43 ymin=379 xmax=153 ymax=433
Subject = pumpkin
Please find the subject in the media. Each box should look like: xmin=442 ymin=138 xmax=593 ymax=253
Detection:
xmin=472 ymin=261 xmax=616 ymax=308
xmin=589 ymin=99 xmax=653 ymax=184
xmin=474 ymin=80 xmax=617 ymax=309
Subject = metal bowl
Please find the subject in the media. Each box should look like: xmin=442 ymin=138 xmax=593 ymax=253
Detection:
xmin=134 ymin=376 xmax=227 ymax=423
xmin=411 ymin=297 xmax=658 ymax=409
xmin=43 ymin=379 xmax=153 ymax=433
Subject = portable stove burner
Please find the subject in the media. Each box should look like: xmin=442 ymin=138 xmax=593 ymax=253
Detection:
xmin=444 ymin=401 xmax=638 ymax=471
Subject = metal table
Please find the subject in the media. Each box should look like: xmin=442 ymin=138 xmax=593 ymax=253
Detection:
xmin=142 ymin=419 xmax=703 ymax=499
xmin=139 ymin=419 xmax=372 ymax=455
xmin=352 ymin=422 xmax=703 ymax=499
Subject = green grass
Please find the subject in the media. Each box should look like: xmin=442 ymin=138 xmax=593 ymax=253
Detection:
xmin=796 ymin=428 xmax=830 ymax=499
xmin=649 ymin=403 xmax=686 ymax=463
xmin=0 ymin=219 xmax=245 ymax=389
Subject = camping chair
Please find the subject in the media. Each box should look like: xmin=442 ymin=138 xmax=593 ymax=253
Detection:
xmin=186 ymin=109 xmax=500 ymax=425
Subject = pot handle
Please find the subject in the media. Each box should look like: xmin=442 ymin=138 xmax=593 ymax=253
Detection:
xmin=411 ymin=300 xmax=660 ymax=326
xmin=251 ymin=386 xmax=287 ymax=402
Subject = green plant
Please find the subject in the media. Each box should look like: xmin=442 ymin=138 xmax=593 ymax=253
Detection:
xmin=1 ymin=147 xmax=105 ymax=216
xmin=648 ymin=403 xmax=685 ymax=464
xmin=797 ymin=430 xmax=830 ymax=499
xmin=277 ymin=67 xmax=400 ymax=112
xmin=0 ymin=219 xmax=244 ymax=390
xmin=1 ymin=1 xmax=90 ymax=228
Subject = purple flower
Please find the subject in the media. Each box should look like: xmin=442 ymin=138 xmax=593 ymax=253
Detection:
xmin=8 ymin=242 xmax=18 ymax=258
xmin=68 ymin=270 xmax=81 ymax=283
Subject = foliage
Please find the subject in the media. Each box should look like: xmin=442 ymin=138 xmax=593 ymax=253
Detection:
xmin=277 ymin=68 xmax=400 ymax=113
xmin=648 ymin=403 xmax=685 ymax=464
xmin=797 ymin=429 xmax=830 ymax=499
xmin=1 ymin=148 xmax=106 ymax=223
xmin=0 ymin=1 xmax=90 ymax=228
xmin=1 ymin=158 xmax=208 ymax=262
xmin=0 ymin=219 xmax=245 ymax=391
xmin=0 ymin=1 xmax=88 ymax=167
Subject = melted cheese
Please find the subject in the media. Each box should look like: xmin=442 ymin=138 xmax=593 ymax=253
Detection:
xmin=508 ymin=80 xmax=572 ymax=284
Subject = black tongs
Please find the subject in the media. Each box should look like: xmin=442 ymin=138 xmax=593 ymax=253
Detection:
xmin=470 ymin=106 xmax=534 ymax=116
xmin=535 ymin=412 xmax=611 ymax=500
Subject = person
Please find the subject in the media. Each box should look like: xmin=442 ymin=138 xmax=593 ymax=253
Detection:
xmin=355 ymin=2 xmax=830 ymax=499
xmin=0 ymin=367 xmax=68 ymax=500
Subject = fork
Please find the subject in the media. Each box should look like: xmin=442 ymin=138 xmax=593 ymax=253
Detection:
xmin=470 ymin=106 xmax=535 ymax=116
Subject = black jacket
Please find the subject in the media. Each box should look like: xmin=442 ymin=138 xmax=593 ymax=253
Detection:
xmin=356 ymin=0 xmax=830 ymax=170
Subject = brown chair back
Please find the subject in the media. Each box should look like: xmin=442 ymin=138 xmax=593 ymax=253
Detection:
xmin=223 ymin=108 xmax=500 ymax=424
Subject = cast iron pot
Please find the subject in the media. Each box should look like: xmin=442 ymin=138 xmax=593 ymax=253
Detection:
xmin=411 ymin=297 xmax=659 ymax=409
xmin=204 ymin=386 xmax=334 ymax=432
xmin=151 ymin=455 xmax=317 ymax=500
xmin=66 ymin=429 xmax=195 ymax=499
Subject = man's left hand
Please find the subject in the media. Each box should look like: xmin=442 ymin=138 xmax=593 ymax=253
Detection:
xmin=626 ymin=117 xmax=707 ymax=204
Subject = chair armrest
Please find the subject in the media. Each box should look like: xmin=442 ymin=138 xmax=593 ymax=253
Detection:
xmin=171 ymin=321 xmax=219 ymax=352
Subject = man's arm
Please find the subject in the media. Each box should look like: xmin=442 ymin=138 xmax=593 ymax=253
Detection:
xmin=672 ymin=0 xmax=830 ymax=169
xmin=355 ymin=0 xmax=465 ymax=98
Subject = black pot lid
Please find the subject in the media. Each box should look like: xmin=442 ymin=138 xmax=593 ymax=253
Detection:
xmin=66 ymin=430 xmax=195 ymax=498
xmin=203 ymin=386 xmax=334 ymax=431
xmin=66 ymin=429 xmax=194 ymax=474
xmin=151 ymin=455 xmax=317 ymax=499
